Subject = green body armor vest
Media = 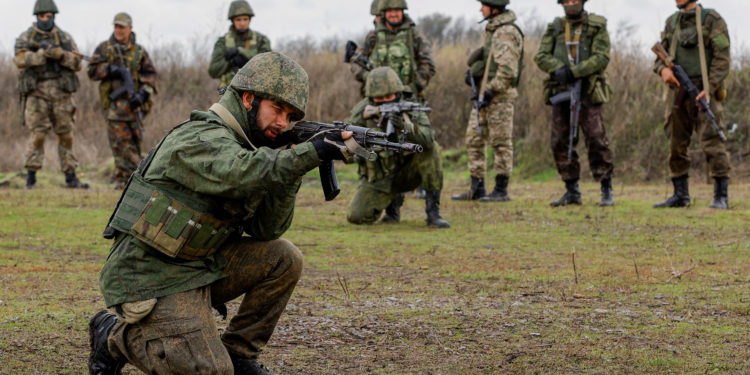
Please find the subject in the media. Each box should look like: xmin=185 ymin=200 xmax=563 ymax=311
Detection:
xmin=370 ymin=28 xmax=418 ymax=94
xmin=98 ymin=41 xmax=145 ymax=110
xmin=18 ymin=28 xmax=79 ymax=94
xmin=668 ymin=9 xmax=713 ymax=79
xmin=220 ymin=30 xmax=259 ymax=89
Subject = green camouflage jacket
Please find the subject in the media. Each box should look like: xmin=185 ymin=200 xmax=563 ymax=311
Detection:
xmin=13 ymin=24 xmax=82 ymax=95
xmin=208 ymin=26 xmax=272 ymax=90
xmin=348 ymin=98 xmax=435 ymax=183
xmin=99 ymin=88 xmax=320 ymax=307
xmin=653 ymin=7 xmax=730 ymax=94
xmin=88 ymin=33 xmax=157 ymax=122
xmin=357 ymin=15 xmax=435 ymax=97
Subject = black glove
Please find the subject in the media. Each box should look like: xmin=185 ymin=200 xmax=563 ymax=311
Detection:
xmin=129 ymin=88 xmax=149 ymax=108
xmin=554 ymin=66 xmax=575 ymax=85
xmin=464 ymin=70 xmax=474 ymax=87
xmin=224 ymin=47 xmax=239 ymax=61
xmin=312 ymin=133 xmax=347 ymax=161
xmin=106 ymin=64 xmax=122 ymax=79
xmin=478 ymin=89 xmax=495 ymax=109
xmin=388 ymin=111 xmax=404 ymax=131
xmin=232 ymin=54 xmax=249 ymax=67
xmin=39 ymin=41 xmax=52 ymax=50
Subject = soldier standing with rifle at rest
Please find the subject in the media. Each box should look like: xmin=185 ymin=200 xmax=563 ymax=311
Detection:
xmin=534 ymin=0 xmax=616 ymax=207
xmin=209 ymin=0 xmax=272 ymax=92
xmin=452 ymin=0 xmax=523 ymax=203
xmin=652 ymin=0 xmax=732 ymax=209
xmin=14 ymin=0 xmax=88 ymax=189
xmin=88 ymin=12 xmax=157 ymax=190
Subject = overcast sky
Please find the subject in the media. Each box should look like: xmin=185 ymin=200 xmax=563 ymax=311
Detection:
xmin=0 ymin=0 xmax=747 ymax=57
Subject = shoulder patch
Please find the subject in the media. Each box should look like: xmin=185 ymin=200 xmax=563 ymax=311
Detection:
xmin=712 ymin=33 xmax=730 ymax=50
xmin=587 ymin=14 xmax=607 ymax=27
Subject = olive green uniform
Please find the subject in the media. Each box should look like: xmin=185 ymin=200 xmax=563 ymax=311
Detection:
xmin=13 ymin=23 xmax=82 ymax=174
xmin=534 ymin=12 xmax=615 ymax=182
xmin=465 ymin=10 xmax=523 ymax=179
xmin=209 ymin=27 xmax=271 ymax=91
xmin=98 ymin=85 xmax=320 ymax=372
xmin=654 ymin=7 xmax=731 ymax=179
xmin=347 ymin=99 xmax=443 ymax=224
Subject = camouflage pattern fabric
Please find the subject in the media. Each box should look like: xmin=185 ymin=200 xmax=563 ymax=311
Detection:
xmin=23 ymin=81 xmax=78 ymax=173
xmin=483 ymin=10 xmax=524 ymax=95
xmin=87 ymin=33 xmax=157 ymax=122
xmin=107 ymin=237 xmax=303 ymax=373
xmin=465 ymin=98 xmax=514 ymax=178
xmin=551 ymin=95 xmax=614 ymax=182
xmin=107 ymin=121 xmax=142 ymax=184
xmin=208 ymin=27 xmax=272 ymax=91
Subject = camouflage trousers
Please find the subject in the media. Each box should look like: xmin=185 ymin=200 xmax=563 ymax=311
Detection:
xmin=107 ymin=238 xmax=303 ymax=374
xmin=465 ymin=97 xmax=514 ymax=178
xmin=348 ymin=145 xmax=443 ymax=224
xmin=107 ymin=121 xmax=143 ymax=184
xmin=23 ymin=91 xmax=78 ymax=173
xmin=551 ymin=96 xmax=614 ymax=182
xmin=667 ymin=96 xmax=731 ymax=178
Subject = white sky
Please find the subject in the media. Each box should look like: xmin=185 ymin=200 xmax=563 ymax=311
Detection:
xmin=0 ymin=0 xmax=747 ymax=56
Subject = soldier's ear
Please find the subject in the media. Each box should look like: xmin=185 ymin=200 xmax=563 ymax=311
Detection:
xmin=242 ymin=92 xmax=255 ymax=110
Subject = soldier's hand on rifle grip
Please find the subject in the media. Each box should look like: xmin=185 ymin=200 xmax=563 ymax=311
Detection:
xmin=388 ymin=112 xmax=405 ymax=131
xmin=129 ymin=88 xmax=149 ymax=108
xmin=106 ymin=64 xmax=122 ymax=79
xmin=44 ymin=46 xmax=65 ymax=60
xmin=312 ymin=131 xmax=353 ymax=161
xmin=479 ymin=89 xmax=495 ymax=109
xmin=224 ymin=47 xmax=239 ymax=61
xmin=695 ymin=90 xmax=708 ymax=109
xmin=554 ymin=66 xmax=575 ymax=85
xmin=660 ymin=67 xmax=680 ymax=87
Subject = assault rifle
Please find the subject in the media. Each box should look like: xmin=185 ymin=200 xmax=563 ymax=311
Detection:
xmin=652 ymin=43 xmax=727 ymax=142
xmin=109 ymin=45 xmax=145 ymax=150
xmin=344 ymin=41 xmax=373 ymax=71
xmin=29 ymin=42 xmax=91 ymax=61
xmin=467 ymin=70 xmax=482 ymax=136
xmin=292 ymin=121 xmax=424 ymax=201
xmin=363 ymin=100 xmax=431 ymax=141
xmin=550 ymin=79 xmax=583 ymax=162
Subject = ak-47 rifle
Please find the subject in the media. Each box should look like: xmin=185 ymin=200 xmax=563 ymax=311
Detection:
xmin=109 ymin=45 xmax=145 ymax=151
xmin=29 ymin=41 xmax=91 ymax=61
xmin=467 ymin=70 xmax=482 ymax=136
xmin=363 ymin=100 xmax=431 ymax=142
xmin=652 ymin=42 xmax=727 ymax=142
xmin=291 ymin=121 xmax=423 ymax=201
xmin=344 ymin=41 xmax=374 ymax=71
xmin=550 ymin=79 xmax=583 ymax=162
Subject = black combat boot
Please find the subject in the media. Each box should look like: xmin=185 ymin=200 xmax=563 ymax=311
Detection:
xmin=479 ymin=174 xmax=511 ymax=202
xmin=451 ymin=176 xmax=486 ymax=201
xmin=425 ymin=190 xmax=450 ymax=228
xmin=550 ymin=179 xmax=582 ymax=207
xmin=381 ymin=193 xmax=405 ymax=223
xmin=708 ymin=177 xmax=729 ymax=209
xmin=653 ymin=175 xmax=690 ymax=208
xmin=25 ymin=170 xmax=37 ymax=190
xmin=231 ymin=354 xmax=277 ymax=375
xmin=88 ymin=310 xmax=125 ymax=375
xmin=599 ymin=178 xmax=615 ymax=207
xmin=65 ymin=171 xmax=90 ymax=189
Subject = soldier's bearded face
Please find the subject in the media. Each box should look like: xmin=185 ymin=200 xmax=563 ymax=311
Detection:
xmin=233 ymin=16 xmax=251 ymax=32
xmin=385 ymin=9 xmax=404 ymax=26
xmin=242 ymin=93 xmax=293 ymax=141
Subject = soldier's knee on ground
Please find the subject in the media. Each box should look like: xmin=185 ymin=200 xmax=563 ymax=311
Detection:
xmin=58 ymin=132 xmax=73 ymax=149
xmin=347 ymin=209 xmax=378 ymax=225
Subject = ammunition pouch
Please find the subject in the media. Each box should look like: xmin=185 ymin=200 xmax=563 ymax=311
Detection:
xmin=17 ymin=70 xmax=37 ymax=95
xmin=106 ymin=173 xmax=237 ymax=261
xmin=58 ymin=70 xmax=80 ymax=93
xmin=715 ymin=87 xmax=727 ymax=101
xmin=99 ymin=81 xmax=112 ymax=110
xmin=587 ymin=72 xmax=613 ymax=105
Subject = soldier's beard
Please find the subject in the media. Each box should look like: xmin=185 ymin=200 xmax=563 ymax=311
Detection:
xmin=247 ymin=111 xmax=294 ymax=149
xmin=37 ymin=16 xmax=55 ymax=32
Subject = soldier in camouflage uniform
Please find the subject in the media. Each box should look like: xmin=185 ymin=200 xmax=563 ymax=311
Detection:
xmin=452 ymin=0 xmax=523 ymax=203
xmin=13 ymin=0 xmax=88 ymax=189
xmin=88 ymin=13 xmax=157 ymax=189
xmin=88 ymin=52 xmax=351 ymax=375
xmin=534 ymin=0 xmax=616 ymax=207
xmin=653 ymin=0 xmax=732 ymax=209
xmin=347 ymin=67 xmax=449 ymax=228
xmin=209 ymin=0 xmax=272 ymax=92
xmin=371 ymin=0 xmax=384 ymax=25
xmin=355 ymin=0 xmax=436 ymax=101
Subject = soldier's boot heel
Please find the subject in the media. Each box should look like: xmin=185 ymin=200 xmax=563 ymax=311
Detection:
xmin=479 ymin=174 xmax=511 ymax=203
xmin=231 ymin=354 xmax=277 ymax=375
xmin=451 ymin=176 xmax=486 ymax=201
xmin=88 ymin=310 xmax=125 ymax=375
xmin=380 ymin=193 xmax=405 ymax=223
xmin=425 ymin=190 xmax=450 ymax=229
xmin=550 ymin=179 xmax=582 ymax=207
xmin=653 ymin=176 xmax=690 ymax=208
xmin=25 ymin=170 xmax=37 ymax=190
xmin=598 ymin=178 xmax=615 ymax=207
xmin=65 ymin=171 xmax=90 ymax=189
xmin=708 ymin=177 xmax=729 ymax=209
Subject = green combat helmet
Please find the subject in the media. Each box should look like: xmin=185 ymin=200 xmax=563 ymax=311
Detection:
xmin=478 ymin=0 xmax=509 ymax=6
xmin=33 ymin=0 xmax=58 ymax=14
xmin=370 ymin=0 xmax=383 ymax=15
xmin=365 ymin=67 xmax=405 ymax=98
xmin=230 ymin=52 xmax=309 ymax=121
xmin=380 ymin=0 xmax=408 ymax=11
xmin=228 ymin=0 xmax=254 ymax=20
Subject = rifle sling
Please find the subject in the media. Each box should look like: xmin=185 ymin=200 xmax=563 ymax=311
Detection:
xmin=696 ymin=5 xmax=711 ymax=101
xmin=209 ymin=103 xmax=257 ymax=150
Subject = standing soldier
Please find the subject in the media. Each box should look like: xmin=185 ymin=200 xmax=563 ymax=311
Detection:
xmin=371 ymin=0 xmax=384 ymax=25
xmin=356 ymin=0 xmax=436 ymax=101
xmin=451 ymin=0 xmax=523 ymax=203
xmin=653 ymin=0 xmax=732 ymax=209
xmin=534 ymin=0 xmax=616 ymax=207
xmin=13 ymin=0 xmax=88 ymax=189
xmin=209 ymin=0 xmax=271 ymax=92
xmin=88 ymin=12 xmax=157 ymax=189
xmin=347 ymin=67 xmax=450 ymax=228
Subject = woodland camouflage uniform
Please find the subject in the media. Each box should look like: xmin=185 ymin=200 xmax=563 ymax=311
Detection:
xmin=209 ymin=0 xmax=272 ymax=91
xmin=534 ymin=2 xmax=615 ymax=207
xmin=652 ymin=4 xmax=732 ymax=209
xmin=89 ymin=53 xmax=318 ymax=374
xmin=13 ymin=0 xmax=85 ymax=188
xmin=88 ymin=14 xmax=157 ymax=187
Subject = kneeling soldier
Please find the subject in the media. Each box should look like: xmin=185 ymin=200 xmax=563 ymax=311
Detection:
xmin=347 ymin=67 xmax=449 ymax=228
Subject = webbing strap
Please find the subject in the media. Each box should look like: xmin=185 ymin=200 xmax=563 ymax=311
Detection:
xmin=565 ymin=22 xmax=583 ymax=65
xmin=209 ymin=103 xmax=256 ymax=150
xmin=696 ymin=5 xmax=711 ymax=101
xmin=478 ymin=39 xmax=494 ymax=101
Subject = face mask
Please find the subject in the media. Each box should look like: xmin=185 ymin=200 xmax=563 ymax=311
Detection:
xmin=37 ymin=15 xmax=55 ymax=32
xmin=564 ymin=3 xmax=584 ymax=18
